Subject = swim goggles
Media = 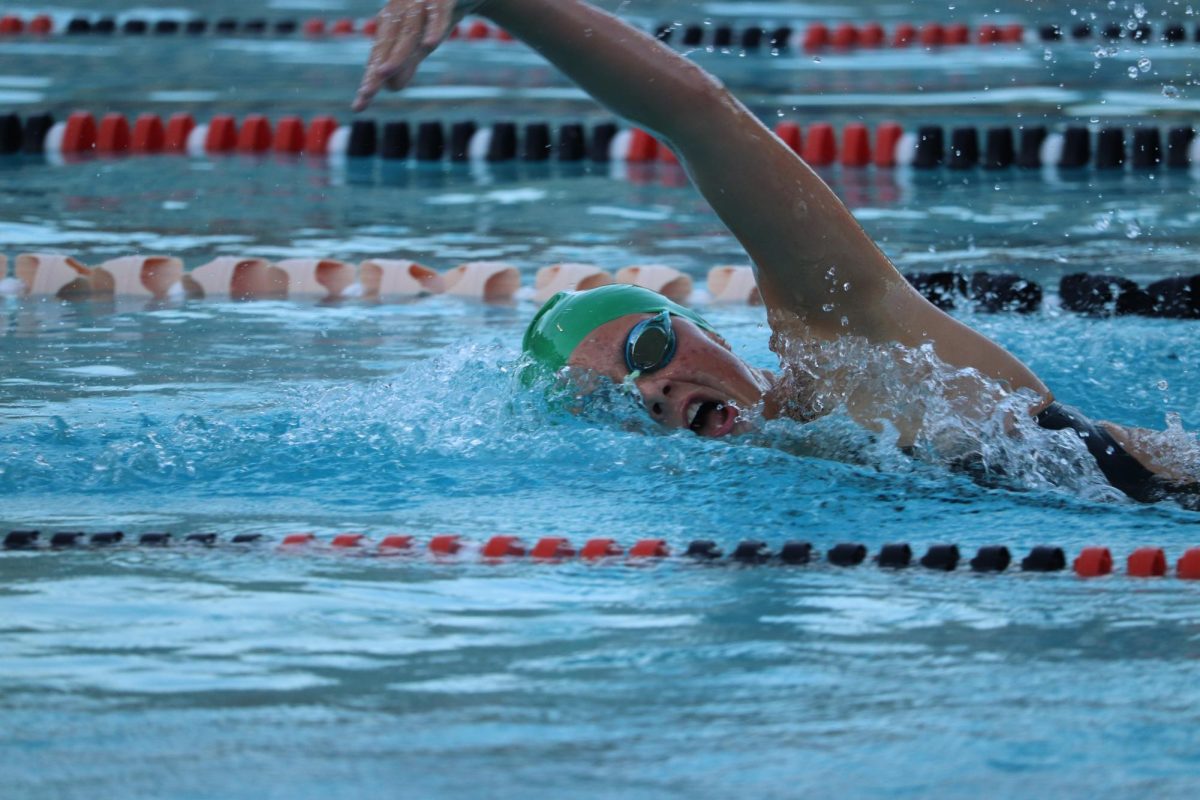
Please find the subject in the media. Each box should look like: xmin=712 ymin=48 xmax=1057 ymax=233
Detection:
xmin=624 ymin=310 xmax=676 ymax=375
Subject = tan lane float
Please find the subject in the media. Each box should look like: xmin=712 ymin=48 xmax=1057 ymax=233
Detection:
xmin=358 ymin=259 xmax=445 ymax=298
xmin=180 ymin=257 xmax=287 ymax=299
xmin=442 ymin=261 xmax=522 ymax=302
xmin=533 ymin=263 xmax=613 ymax=303
xmin=614 ymin=265 xmax=692 ymax=303
xmin=94 ymin=255 xmax=184 ymax=299
xmin=2 ymin=253 xmax=767 ymax=306
xmin=273 ymin=258 xmax=357 ymax=299
xmin=707 ymin=266 xmax=762 ymax=305
xmin=13 ymin=253 xmax=110 ymax=298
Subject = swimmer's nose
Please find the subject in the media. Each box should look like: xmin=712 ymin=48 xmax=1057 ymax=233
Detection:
xmin=639 ymin=380 xmax=674 ymax=422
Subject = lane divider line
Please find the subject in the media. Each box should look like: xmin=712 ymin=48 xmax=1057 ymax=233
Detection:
xmin=8 ymin=530 xmax=1200 ymax=581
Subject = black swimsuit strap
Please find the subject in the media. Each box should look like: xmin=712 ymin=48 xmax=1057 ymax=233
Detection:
xmin=1034 ymin=402 xmax=1165 ymax=503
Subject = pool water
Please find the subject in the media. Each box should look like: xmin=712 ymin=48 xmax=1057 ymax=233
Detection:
xmin=4 ymin=2 xmax=1200 ymax=798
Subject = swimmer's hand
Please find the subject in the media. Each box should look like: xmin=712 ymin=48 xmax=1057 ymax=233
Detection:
xmin=354 ymin=0 xmax=489 ymax=111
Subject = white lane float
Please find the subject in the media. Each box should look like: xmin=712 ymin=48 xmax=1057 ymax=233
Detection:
xmin=533 ymin=263 xmax=613 ymax=303
xmin=706 ymin=265 xmax=762 ymax=305
xmin=94 ymin=255 xmax=185 ymax=299
xmin=274 ymin=258 xmax=357 ymax=299
xmin=13 ymin=253 xmax=105 ymax=298
xmin=614 ymin=264 xmax=692 ymax=303
xmin=181 ymin=257 xmax=287 ymax=299
xmin=357 ymin=259 xmax=445 ymax=298
xmin=443 ymin=261 xmax=521 ymax=302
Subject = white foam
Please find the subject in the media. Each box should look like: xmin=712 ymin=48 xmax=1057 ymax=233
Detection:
xmin=1040 ymin=132 xmax=1065 ymax=167
xmin=56 ymin=365 xmax=137 ymax=378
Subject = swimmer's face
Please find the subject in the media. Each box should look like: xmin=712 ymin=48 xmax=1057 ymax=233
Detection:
xmin=567 ymin=313 xmax=771 ymax=437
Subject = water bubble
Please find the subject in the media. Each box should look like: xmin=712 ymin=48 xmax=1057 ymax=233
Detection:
xmin=842 ymin=282 xmax=851 ymax=291
xmin=1106 ymin=0 xmax=1116 ymax=8
xmin=1138 ymin=56 xmax=1152 ymax=72
xmin=1125 ymin=220 xmax=1142 ymax=238
xmin=821 ymin=303 xmax=835 ymax=313
xmin=1128 ymin=65 xmax=1140 ymax=78
xmin=840 ymin=316 xmax=850 ymax=327
xmin=1163 ymin=84 xmax=1181 ymax=98
xmin=1043 ymin=48 xmax=1054 ymax=61
xmin=1094 ymin=214 xmax=1112 ymax=231
xmin=1157 ymin=379 xmax=1169 ymax=391
xmin=1134 ymin=3 xmax=1147 ymax=19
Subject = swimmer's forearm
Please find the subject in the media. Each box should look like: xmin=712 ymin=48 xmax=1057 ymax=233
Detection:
xmin=478 ymin=0 xmax=884 ymax=322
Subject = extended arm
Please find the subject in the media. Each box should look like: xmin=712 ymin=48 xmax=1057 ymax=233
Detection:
xmin=356 ymin=0 xmax=1050 ymax=403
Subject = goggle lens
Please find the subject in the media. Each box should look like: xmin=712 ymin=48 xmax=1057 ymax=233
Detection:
xmin=624 ymin=311 xmax=676 ymax=374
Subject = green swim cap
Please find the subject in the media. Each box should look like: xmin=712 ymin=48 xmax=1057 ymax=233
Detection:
xmin=522 ymin=284 xmax=715 ymax=374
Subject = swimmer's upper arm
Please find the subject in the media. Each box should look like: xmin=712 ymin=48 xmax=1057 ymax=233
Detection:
xmin=662 ymin=85 xmax=1050 ymax=398
xmin=662 ymin=87 xmax=920 ymax=342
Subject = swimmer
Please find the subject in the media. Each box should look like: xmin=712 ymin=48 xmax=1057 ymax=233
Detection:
xmin=355 ymin=0 xmax=1198 ymax=504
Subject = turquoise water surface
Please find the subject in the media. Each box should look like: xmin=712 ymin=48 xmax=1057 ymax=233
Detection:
xmin=4 ymin=1 xmax=1200 ymax=798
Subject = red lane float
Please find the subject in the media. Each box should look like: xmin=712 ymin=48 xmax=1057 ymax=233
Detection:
xmin=237 ymin=114 xmax=272 ymax=153
xmin=1074 ymin=547 xmax=1113 ymax=577
xmin=132 ymin=114 xmax=165 ymax=153
xmin=273 ymin=116 xmax=306 ymax=153
xmin=629 ymin=539 xmax=670 ymax=558
xmin=802 ymin=123 xmax=836 ymax=166
xmin=63 ymin=112 xmax=97 ymax=153
xmin=1177 ymin=548 xmax=1200 ymax=580
xmin=531 ymin=537 xmax=576 ymax=559
xmin=1127 ymin=547 xmax=1167 ymax=577
xmin=379 ymin=535 xmax=414 ymax=551
xmin=204 ymin=114 xmax=237 ymax=153
xmin=429 ymin=535 xmax=462 ymax=555
xmin=164 ymin=113 xmax=195 ymax=152
xmin=482 ymin=535 xmax=526 ymax=558
xmin=581 ymin=539 xmax=623 ymax=560
xmin=96 ymin=113 xmax=130 ymax=155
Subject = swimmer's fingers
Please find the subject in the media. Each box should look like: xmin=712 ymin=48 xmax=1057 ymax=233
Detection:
xmin=354 ymin=1 xmax=430 ymax=111
xmin=420 ymin=0 xmax=456 ymax=49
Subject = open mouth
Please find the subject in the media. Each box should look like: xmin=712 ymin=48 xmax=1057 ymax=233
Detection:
xmin=686 ymin=399 xmax=738 ymax=437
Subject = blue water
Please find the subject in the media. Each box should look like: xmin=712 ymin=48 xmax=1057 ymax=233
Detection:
xmin=4 ymin=2 xmax=1200 ymax=798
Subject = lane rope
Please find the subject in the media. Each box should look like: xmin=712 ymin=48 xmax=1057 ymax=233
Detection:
xmin=3 ymin=252 xmax=1200 ymax=318
xmin=4 ymin=530 xmax=1199 ymax=580
xmin=4 ymin=14 xmax=1200 ymax=49
xmin=3 ymin=111 xmax=1198 ymax=171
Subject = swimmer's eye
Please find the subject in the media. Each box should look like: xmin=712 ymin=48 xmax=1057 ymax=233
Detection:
xmin=624 ymin=311 xmax=676 ymax=375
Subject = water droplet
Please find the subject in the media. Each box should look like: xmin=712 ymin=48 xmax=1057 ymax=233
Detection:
xmin=1138 ymin=56 xmax=1152 ymax=72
